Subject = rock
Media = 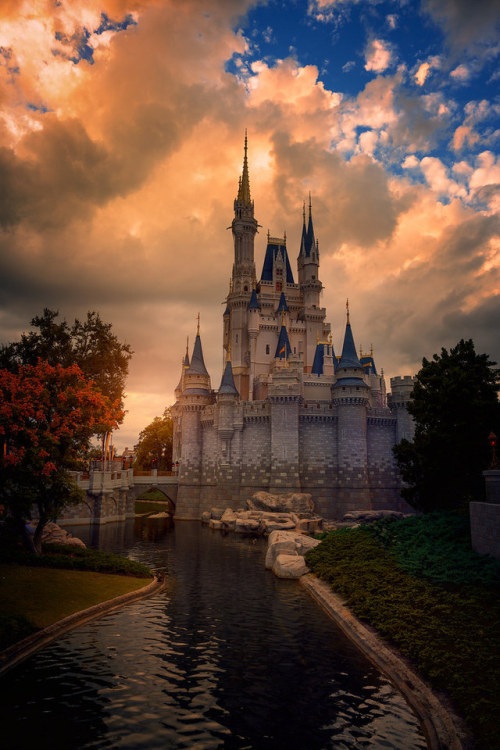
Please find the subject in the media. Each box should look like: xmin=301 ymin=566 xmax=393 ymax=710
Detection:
xmin=235 ymin=517 xmax=262 ymax=534
xmin=201 ymin=511 xmax=211 ymax=524
xmin=262 ymin=518 xmax=296 ymax=533
xmin=148 ymin=512 xmax=170 ymax=519
xmin=36 ymin=522 xmax=86 ymax=548
xmin=209 ymin=519 xmax=222 ymax=529
xmin=247 ymin=491 xmax=315 ymax=515
xmin=221 ymin=508 xmax=237 ymax=531
xmin=210 ymin=507 xmax=225 ymax=520
xmin=294 ymin=535 xmax=321 ymax=556
xmin=295 ymin=516 xmax=323 ymax=534
xmin=272 ymin=553 xmax=308 ymax=579
xmin=265 ymin=530 xmax=298 ymax=569
xmin=342 ymin=510 xmax=405 ymax=524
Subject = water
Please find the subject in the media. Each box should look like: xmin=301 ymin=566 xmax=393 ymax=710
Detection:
xmin=1 ymin=521 xmax=427 ymax=749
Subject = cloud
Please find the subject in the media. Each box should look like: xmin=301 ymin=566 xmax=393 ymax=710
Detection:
xmin=450 ymin=63 xmax=470 ymax=82
xmin=422 ymin=0 xmax=500 ymax=57
xmin=364 ymin=39 xmax=392 ymax=73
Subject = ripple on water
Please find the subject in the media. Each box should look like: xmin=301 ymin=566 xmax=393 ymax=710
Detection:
xmin=1 ymin=523 xmax=427 ymax=750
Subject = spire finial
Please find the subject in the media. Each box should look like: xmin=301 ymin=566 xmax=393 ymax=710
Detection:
xmin=303 ymin=201 xmax=306 ymax=223
xmin=316 ymin=330 xmax=319 ymax=344
xmin=308 ymin=191 xmax=312 ymax=218
xmin=370 ymin=343 xmax=373 ymax=357
xmin=229 ymin=277 xmax=233 ymax=293
xmin=196 ymin=312 xmax=200 ymax=336
xmin=346 ymin=298 xmax=350 ymax=324
xmin=267 ymin=229 xmax=270 ymax=242
xmin=237 ymin=130 xmax=251 ymax=206
xmin=227 ymin=342 xmax=231 ymax=362
xmin=284 ymin=229 xmax=286 ymax=244
xmin=329 ymin=332 xmax=332 ymax=344
xmin=186 ymin=336 xmax=189 ymax=357
xmin=282 ymin=308 xmax=285 ymax=326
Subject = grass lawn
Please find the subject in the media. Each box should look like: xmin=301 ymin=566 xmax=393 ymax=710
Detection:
xmin=0 ymin=565 xmax=150 ymax=631
xmin=306 ymin=512 xmax=500 ymax=750
xmin=0 ymin=542 xmax=153 ymax=651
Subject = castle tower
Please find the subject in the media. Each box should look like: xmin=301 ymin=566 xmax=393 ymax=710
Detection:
xmin=227 ymin=133 xmax=258 ymax=400
xmin=176 ymin=318 xmax=213 ymax=519
xmin=297 ymin=197 xmax=326 ymax=372
xmin=332 ymin=303 xmax=370 ymax=509
xmin=390 ymin=375 xmax=415 ymax=442
xmin=216 ymin=347 xmax=241 ymax=505
xmin=247 ymin=286 xmax=260 ymax=400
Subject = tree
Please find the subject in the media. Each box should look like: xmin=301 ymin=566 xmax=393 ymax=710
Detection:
xmin=393 ymin=339 xmax=500 ymax=512
xmin=134 ymin=409 xmax=173 ymax=470
xmin=0 ymin=361 xmax=124 ymax=553
xmin=0 ymin=309 xmax=132 ymax=414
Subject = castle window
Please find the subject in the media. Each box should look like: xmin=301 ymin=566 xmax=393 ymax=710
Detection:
xmin=266 ymin=344 xmax=270 ymax=354
xmin=276 ymin=268 xmax=283 ymax=276
xmin=235 ymin=334 xmax=239 ymax=343
xmin=293 ymin=347 xmax=296 ymax=354
xmin=276 ymin=282 xmax=282 ymax=291
xmin=244 ymin=285 xmax=248 ymax=292
xmin=312 ymin=275 xmax=315 ymax=280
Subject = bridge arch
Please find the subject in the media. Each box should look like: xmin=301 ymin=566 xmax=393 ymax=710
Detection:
xmin=133 ymin=485 xmax=176 ymax=514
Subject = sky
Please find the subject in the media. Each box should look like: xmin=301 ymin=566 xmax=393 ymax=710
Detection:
xmin=0 ymin=0 xmax=499 ymax=452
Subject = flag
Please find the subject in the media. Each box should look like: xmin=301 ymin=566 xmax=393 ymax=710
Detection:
xmin=279 ymin=345 xmax=286 ymax=355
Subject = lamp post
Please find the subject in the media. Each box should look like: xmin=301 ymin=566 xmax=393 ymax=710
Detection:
xmin=488 ymin=431 xmax=498 ymax=470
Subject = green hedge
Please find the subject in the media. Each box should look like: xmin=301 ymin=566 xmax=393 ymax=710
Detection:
xmin=305 ymin=514 xmax=500 ymax=750
xmin=0 ymin=544 xmax=152 ymax=579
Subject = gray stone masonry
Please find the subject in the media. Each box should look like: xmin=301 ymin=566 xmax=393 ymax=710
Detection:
xmin=470 ymin=501 xmax=500 ymax=559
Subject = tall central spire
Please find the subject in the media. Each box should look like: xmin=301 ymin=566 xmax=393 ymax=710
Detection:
xmin=237 ymin=129 xmax=251 ymax=206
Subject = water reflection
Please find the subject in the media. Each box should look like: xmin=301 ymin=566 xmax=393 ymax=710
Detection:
xmin=1 ymin=521 xmax=427 ymax=749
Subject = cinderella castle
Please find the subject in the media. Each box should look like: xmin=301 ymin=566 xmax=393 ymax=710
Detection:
xmin=172 ymin=136 xmax=415 ymax=519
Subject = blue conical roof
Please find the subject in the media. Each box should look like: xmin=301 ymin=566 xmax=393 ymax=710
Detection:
xmin=248 ymin=288 xmax=260 ymax=309
xmin=360 ymin=356 xmax=377 ymax=375
xmin=219 ymin=359 xmax=239 ymax=395
xmin=276 ymin=292 xmax=289 ymax=313
xmin=299 ymin=213 xmax=307 ymax=258
xmin=261 ymin=240 xmax=295 ymax=284
xmin=311 ymin=343 xmax=324 ymax=375
xmin=187 ymin=334 xmax=209 ymax=376
xmin=275 ymin=325 xmax=292 ymax=359
xmin=338 ymin=322 xmax=362 ymax=370
xmin=306 ymin=209 xmax=315 ymax=257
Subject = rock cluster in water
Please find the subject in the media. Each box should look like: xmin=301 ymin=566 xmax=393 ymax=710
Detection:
xmin=202 ymin=491 xmax=323 ymax=538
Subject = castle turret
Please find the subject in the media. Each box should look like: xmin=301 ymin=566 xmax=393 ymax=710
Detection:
xmin=228 ymin=133 xmax=259 ymax=400
xmin=390 ymin=375 xmax=415 ymax=442
xmin=297 ymin=197 xmax=326 ymax=372
xmin=332 ymin=303 xmax=370 ymax=508
xmin=247 ymin=286 xmax=260 ymax=400
xmin=177 ymin=318 xmax=213 ymax=518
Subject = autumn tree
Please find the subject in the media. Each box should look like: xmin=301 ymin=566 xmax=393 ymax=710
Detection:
xmin=134 ymin=409 xmax=173 ymax=470
xmin=0 ymin=361 xmax=124 ymax=553
xmin=0 ymin=308 xmax=132 ymax=413
xmin=393 ymin=339 xmax=500 ymax=512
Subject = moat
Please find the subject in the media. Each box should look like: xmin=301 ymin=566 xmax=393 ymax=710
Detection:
xmin=2 ymin=520 xmax=427 ymax=749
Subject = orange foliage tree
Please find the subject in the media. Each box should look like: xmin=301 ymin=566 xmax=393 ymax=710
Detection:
xmin=0 ymin=360 xmax=124 ymax=552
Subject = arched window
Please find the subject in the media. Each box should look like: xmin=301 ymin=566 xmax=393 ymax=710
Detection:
xmin=266 ymin=344 xmax=270 ymax=355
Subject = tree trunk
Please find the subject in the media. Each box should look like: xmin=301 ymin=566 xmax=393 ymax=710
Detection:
xmin=32 ymin=513 xmax=48 ymax=555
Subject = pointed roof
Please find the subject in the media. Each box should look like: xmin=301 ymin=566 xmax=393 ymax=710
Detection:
xmin=311 ymin=343 xmax=324 ymax=375
xmin=248 ymin=288 xmax=260 ymax=309
xmin=260 ymin=238 xmax=295 ymax=284
xmin=187 ymin=333 xmax=209 ymax=376
xmin=275 ymin=325 xmax=292 ymax=359
xmin=219 ymin=359 xmax=239 ymax=396
xmin=236 ymin=130 xmax=251 ymax=206
xmin=305 ymin=194 xmax=316 ymax=256
xmin=360 ymin=356 xmax=377 ymax=375
xmin=276 ymin=292 xmax=289 ymax=313
xmin=338 ymin=321 xmax=363 ymax=370
xmin=299 ymin=202 xmax=308 ymax=258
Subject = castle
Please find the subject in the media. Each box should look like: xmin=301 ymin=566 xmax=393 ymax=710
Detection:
xmin=172 ymin=136 xmax=415 ymax=519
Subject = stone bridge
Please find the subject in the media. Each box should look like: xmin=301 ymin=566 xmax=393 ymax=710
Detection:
xmin=58 ymin=468 xmax=179 ymax=527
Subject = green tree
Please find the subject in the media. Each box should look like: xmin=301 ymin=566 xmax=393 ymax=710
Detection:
xmin=393 ymin=339 xmax=500 ymax=512
xmin=134 ymin=409 xmax=173 ymax=470
xmin=0 ymin=309 xmax=132 ymax=413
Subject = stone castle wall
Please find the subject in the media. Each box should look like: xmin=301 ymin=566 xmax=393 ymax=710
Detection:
xmin=176 ymin=399 xmax=411 ymax=519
